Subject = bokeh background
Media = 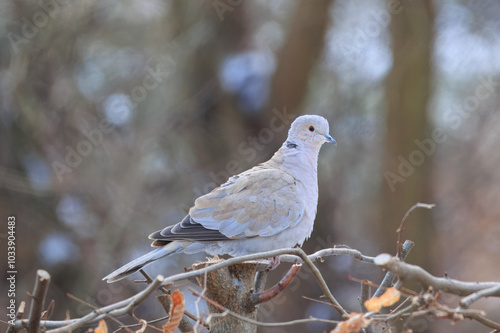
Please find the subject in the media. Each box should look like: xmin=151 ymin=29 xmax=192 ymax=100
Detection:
xmin=1 ymin=0 xmax=500 ymax=332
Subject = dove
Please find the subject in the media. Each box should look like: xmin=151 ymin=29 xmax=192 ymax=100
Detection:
xmin=103 ymin=115 xmax=336 ymax=282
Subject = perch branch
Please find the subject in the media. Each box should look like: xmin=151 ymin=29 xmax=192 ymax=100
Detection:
xmin=161 ymin=248 xmax=349 ymax=316
xmin=280 ymin=247 xmax=375 ymax=264
xmin=27 ymin=270 xmax=51 ymax=333
xmin=12 ymin=247 xmax=357 ymax=331
xmin=189 ymin=287 xmax=340 ymax=327
xmin=249 ymin=264 xmax=302 ymax=306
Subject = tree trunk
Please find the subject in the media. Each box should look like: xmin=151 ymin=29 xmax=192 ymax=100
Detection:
xmin=380 ymin=0 xmax=435 ymax=268
xmin=193 ymin=261 xmax=266 ymax=333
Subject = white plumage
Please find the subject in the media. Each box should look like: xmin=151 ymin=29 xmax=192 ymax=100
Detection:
xmin=103 ymin=115 xmax=336 ymax=282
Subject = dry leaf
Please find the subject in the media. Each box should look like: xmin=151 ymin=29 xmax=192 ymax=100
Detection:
xmin=331 ymin=312 xmax=370 ymax=333
xmin=94 ymin=319 xmax=108 ymax=333
xmin=163 ymin=290 xmax=185 ymax=333
xmin=364 ymin=287 xmax=401 ymax=312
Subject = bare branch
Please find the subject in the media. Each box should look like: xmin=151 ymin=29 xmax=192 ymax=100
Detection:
xmin=6 ymin=301 xmax=26 ymax=333
xmin=280 ymin=247 xmax=375 ymax=264
xmin=396 ymin=203 xmax=434 ymax=258
xmin=249 ymin=264 xmax=302 ymax=306
xmin=162 ymin=248 xmax=349 ymax=316
xmin=10 ymin=275 xmax=165 ymax=333
xmin=138 ymin=269 xmax=206 ymax=329
xmin=28 ymin=270 xmax=51 ymax=333
xmin=359 ymin=281 xmax=371 ymax=313
xmin=460 ymin=285 xmax=500 ymax=309
xmin=373 ymin=240 xmax=414 ymax=298
xmin=374 ymin=254 xmax=500 ymax=297
xmin=189 ymin=287 xmax=340 ymax=328
xmin=463 ymin=311 xmax=500 ymax=330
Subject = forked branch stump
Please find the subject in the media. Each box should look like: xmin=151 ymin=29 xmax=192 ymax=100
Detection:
xmin=192 ymin=260 xmax=266 ymax=333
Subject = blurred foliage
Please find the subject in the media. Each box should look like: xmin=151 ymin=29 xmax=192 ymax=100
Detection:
xmin=1 ymin=1 xmax=500 ymax=332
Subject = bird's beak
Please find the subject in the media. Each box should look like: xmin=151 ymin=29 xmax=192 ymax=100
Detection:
xmin=324 ymin=133 xmax=337 ymax=146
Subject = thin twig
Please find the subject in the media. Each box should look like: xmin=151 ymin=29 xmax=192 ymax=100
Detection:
xmin=374 ymin=254 xmax=500 ymax=297
xmin=249 ymin=264 xmax=302 ymax=306
xmin=280 ymin=247 xmax=375 ymax=264
xmin=28 ymin=270 xmax=51 ymax=333
xmin=139 ymin=270 xmax=207 ymax=330
xmin=6 ymin=301 xmax=26 ymax=333
xmin=359 ymin=280 xmax=371 ymax=313
xmin=460 ymin=285 xmax=500 ymax=309
xmin=189 ymin=287 xmax=340 ymax=328
xmin=464 ymin=311 xmax=500 ymax=330
xmin=117 ymin=315 xmax=170 ymax=329
xmin=396 ymin=203 xmax=434 ymax=258
xmin=161 ymin=248 xmax=349 ymax=316
xmin=65 ymin=293 xmax=128 ymax=331
xmin=40 ymin=275 xmax=164 ymax=333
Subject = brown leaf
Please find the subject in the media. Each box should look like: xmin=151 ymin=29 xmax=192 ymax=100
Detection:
xmin=94 ymin=319 xmax=108 ymax=333
xmin=331 ymin=312 xmax=370 ymax=333
xmin=364 ymin=287 xmax=401 ymax=312
xmin=163 ymin=290 xmax=185 ymax=333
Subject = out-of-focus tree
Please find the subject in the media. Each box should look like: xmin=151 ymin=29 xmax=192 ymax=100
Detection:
xmin=379 ymin=0 xmax=435 ymax=268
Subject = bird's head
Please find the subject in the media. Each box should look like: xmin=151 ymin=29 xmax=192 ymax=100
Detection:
xmin=287 ymin=115 xmax=337 ymax=148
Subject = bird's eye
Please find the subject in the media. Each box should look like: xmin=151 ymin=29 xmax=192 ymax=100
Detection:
xmin=308 ymin=126 xmax=315 ymax=132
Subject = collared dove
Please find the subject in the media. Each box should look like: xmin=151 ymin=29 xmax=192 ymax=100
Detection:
xmin=104 ymin=115 xmax=336 ymax=282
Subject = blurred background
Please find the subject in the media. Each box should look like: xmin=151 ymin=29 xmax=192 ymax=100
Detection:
xmin=1 ymin=0 xmax=500 ymax=332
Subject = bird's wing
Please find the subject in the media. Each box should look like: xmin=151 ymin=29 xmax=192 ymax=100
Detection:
xmin=149 ymin=167 xmax=305 ymax=245
xmin=149 ymin=214 xmax=230 ymax=246
xmin=189 ymin=167 xmax=305 ymax=238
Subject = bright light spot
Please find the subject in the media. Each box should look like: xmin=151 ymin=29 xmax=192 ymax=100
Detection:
xmin=103 ymin=93 xmax=134 ymax=126
xmin=56 ymin=195 xmax=98 ymax=238
xmin=39 ymin=233 xmax=80 ymax=266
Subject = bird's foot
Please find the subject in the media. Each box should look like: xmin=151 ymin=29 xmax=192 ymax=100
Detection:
xmin=267 ymin=256 xmax=281 ymax=271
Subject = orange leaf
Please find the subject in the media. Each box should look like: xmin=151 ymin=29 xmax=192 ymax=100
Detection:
xmin=331 ymin=312 xmax=370 ymax=333
xmin=163 ymin=290 xmax=185 ymax=333
xmin=364 ymin=287 xmax=401 ymax=312
xmin=94 ymin=319 xmax=108 ymax=333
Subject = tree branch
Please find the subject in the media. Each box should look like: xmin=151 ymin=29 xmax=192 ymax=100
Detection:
xmin=162 ymin=248 xmax=349 ymax=316
xmin=12 ymin=247 xmax=363 ymax=332
xmin=27 ymin=270 xmax=51 ymax=333
xmin=396 ymin=203 xmax=434 ymax=258
xmin=189 ymin=287 xmax=340 ymax=328
xmin=373 ymin=240 xmax=414 ymax=298
xmin=460 ymin=285 xmax=500 ymax=309
xmin=280 ymin=247 xmax=375 ymax=264
xmin=249 ymin=264 xmax=302 ymax=306
xmin=374 ymin=254 xmax=500 ymax=296
xmin=11 ymin=275 xmax=164 ymax=333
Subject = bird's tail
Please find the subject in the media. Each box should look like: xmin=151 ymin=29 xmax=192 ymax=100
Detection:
xmin=102 ymin=243 xmax=183 ymax=283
